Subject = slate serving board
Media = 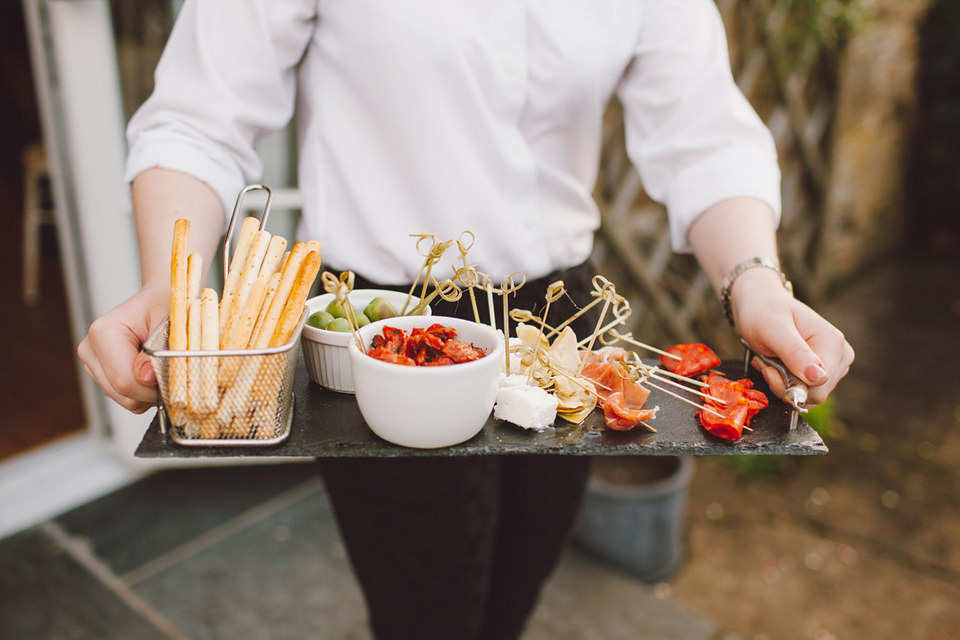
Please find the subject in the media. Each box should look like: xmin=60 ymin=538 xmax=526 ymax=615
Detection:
xmin=135 ymin=360 xmax=827 ymax=459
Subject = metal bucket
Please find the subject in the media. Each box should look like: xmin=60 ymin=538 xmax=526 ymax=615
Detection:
xmin=574 ymin=456 xmax=694 ymax=582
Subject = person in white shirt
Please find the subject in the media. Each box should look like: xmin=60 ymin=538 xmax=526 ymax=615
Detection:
xmin=78 ymin=1 xmax=854 ymax=637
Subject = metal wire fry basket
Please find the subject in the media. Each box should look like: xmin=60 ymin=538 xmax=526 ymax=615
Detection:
xmin=143 ymin=313 xmax=304 ymax=446
xmin=143 ymin=184 xmax=303 ymax=446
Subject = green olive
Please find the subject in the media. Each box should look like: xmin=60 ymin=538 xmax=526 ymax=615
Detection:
xmin=325 ymin=299 xmax=347 ymax=319
xmin=325 ymin=299 xmax=362 ymax=319
xmin=325 ymin=317 xmax=353 ymax=332
xmin=363 ymin=296 xmax=399 ymax=322
xmin=306 ymin=310 xmax=334 ymax=329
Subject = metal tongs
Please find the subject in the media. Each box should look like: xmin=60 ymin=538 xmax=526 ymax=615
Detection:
xmin=741 ymin=339 xmax=809 ymax=430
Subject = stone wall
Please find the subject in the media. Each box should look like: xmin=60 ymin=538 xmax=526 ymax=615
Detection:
xmin=817 ymin=0 xmax=934 ymax=293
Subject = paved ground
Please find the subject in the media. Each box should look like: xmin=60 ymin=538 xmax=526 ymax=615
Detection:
xmin=0 ymin=462 xmax=731 ymax=640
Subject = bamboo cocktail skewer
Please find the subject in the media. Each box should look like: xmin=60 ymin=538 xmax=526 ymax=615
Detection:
xmin=543 ymin=358 xmax=657 ymax=432
xmin=570 ymin=353 xmax=726 ymax=423
xmin=499 ymin=272 xmax=525 ymax=375
xmin=600 ymin=328 xmax=682 ymax=361
xmin=454 ymin=231 xmax=482 ymax=324
xmin=575 ymin=277 xmax=624 ymax=376
xmin=509 ymin=308 xmax=558 ymax=335
xmin=453 ymin=265 xmax=482 ymax=324
xmin=621 ymin=358 xmax=727 ymax=406
xmin=526 ymin=281 xmax=565 ymax=386
xmin=641 ymin=377 xmax=728 ymax=421
xmin=483 ymin=275 xmax=498 ymax=331
xmin=321 ymin=270 xmax=366 ymax=354
xmin=407 ymin=277 xmax=462 ymax=315
xmin=402 ymin=233 xmax=454 ymax=315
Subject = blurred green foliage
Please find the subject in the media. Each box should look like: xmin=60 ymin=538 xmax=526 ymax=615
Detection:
xmin=780 ymin=0 xmax=864 ymax=70
xmin=723 ymin=396 xmax=834 ymax=477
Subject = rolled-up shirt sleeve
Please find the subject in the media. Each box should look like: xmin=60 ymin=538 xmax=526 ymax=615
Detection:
xmin=124 ymin=0 xmax=316 ymax=221
xmin=617 ymin=0 xmax=781 ymax=253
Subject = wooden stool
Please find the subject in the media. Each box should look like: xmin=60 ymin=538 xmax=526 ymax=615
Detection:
xmin=22 ymin=142 xmax=56 ymax=306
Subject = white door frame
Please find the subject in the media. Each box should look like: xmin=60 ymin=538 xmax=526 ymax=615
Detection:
xmin=4 ymin=0 xmax=304 ymax=540
xmin=22 ymin=0 xmax=132 ymax=448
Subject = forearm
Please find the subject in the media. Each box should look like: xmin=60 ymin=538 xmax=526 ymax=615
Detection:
xmin=688 ymin=196 xmax=791 ymax=326
xmin=688 ymin=197 xmax=780 ymax=291
xmin=133 ymin=167 xmax=226 ymax=292
xmin=688 ymin=196 xmax=854 ymax=403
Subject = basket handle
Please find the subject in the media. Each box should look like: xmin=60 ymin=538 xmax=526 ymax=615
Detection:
xmin=221 ymin=184 xmax=274 ymax=287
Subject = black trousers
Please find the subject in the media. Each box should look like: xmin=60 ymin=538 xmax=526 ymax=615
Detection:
xmin=316 ymin=261 xmax=600 ymax=639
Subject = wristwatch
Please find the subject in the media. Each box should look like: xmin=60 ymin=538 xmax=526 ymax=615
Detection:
xmin=719 ymin=256 xmax=793 ymax=325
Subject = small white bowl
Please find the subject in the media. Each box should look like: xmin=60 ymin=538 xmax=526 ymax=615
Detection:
xmin=348 ymin=316 xmax=504 ymax=449
xmin=301 ymin=289 xmax=430 ymax=393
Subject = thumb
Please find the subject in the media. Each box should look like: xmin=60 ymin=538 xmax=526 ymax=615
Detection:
xmin=133 ymin=350 xmax=157 ymax=385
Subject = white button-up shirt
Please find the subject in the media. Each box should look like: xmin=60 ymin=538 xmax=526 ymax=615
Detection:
xmin=126 ymin=0 xmax=780 ymax=284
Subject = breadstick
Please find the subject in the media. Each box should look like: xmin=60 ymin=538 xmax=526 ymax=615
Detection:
xmin=221 ymin=229 xmax=271 ymax=348
xmin=198 ymin=414 xmax=219 ymax=440
xmin=170 ymin=218 xmax=189 ymax=293
xmin=218 ymin=272 xmax=272 ymax=388
xmin=251 ymin=248 xmax=321 ymax=432
xmin=186 ymin=252 xmax=203 ymax=302
xmin=270 ymin=249 xmax=322 ymax=347
xmin=250 ymin=242 xmax=307 ymax=349
xmin=254 ymin=252 xmax=316 ymax=430
xmin=215 ymin=357 xmax=259 ymax=431
xmin=228 ymin=273 xmax=272 ymax=349
xmin=168 ymin=288 xmax=189 ymax=350
xmin=259 ymin=235 xmax=288 ymax=278
xmin=185 ymin=297 xmax=203 ymax=437
xmin=168 ymin=287 xmax=188 ymax=418
xmin=219 ymin=215 xmax=261 ymax=336
xmin=186 ymin=297 xmax=201 ymax=344
xmin=218 ymin=416 xmax=247 ymax=439
xmin=196 ymin=288 xmax=220 ymax=415
xmin=250 ymin=271 xmax=282 ymax=348
xmin=167 ymin=218 xmax=190 ymax=425
xmin=252 ymin=352 xmax=286 ymax=438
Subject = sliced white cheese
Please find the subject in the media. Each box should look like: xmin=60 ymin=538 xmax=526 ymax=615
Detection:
xmin=494 ymin=374 xmax=558 ymax=430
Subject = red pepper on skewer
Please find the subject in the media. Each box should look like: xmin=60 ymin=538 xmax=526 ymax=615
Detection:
xmin=660 ymin=342 xmax=722 ymax=377
xmin=698 ymin=401 xmax=749 ymax=441
xmin=697 ymin=371 xmax=769 ymax=441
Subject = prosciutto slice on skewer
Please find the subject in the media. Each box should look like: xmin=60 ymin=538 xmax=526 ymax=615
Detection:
xmin=581 ymin=349 xmax=659 ymax=431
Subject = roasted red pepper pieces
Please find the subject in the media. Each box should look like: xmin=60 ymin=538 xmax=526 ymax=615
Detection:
xmin=696 ymin=371 xmax=769 ymax=441
xmin=366 ymin=347 xmax=416 ymax=366
xmin=698 ymin=401 xmax=750 ymax=441
xmin=660 ymin=342 xmax=721 ymax=377
xmin=657 ymin=342 xmax=768 ymax=441
xmin=368 ymin=323 xmax=486 ymax=366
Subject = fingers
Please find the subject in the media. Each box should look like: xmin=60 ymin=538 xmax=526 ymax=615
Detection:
xmin=76 ymin=288 xmax=168 ymax=413
xmin=753 ymin=359 xmax=787 ymax=399
xmin=803 ymin=336 xmax=854 ymax=405
xmin=78 ymin=321 xmax=157 ymax=413
xmin=743 ymin=300 xmax=855 ymax=407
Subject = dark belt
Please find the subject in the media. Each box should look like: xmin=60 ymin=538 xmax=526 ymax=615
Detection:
xmin=320 ymin=260 xmax=602 ymax=338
